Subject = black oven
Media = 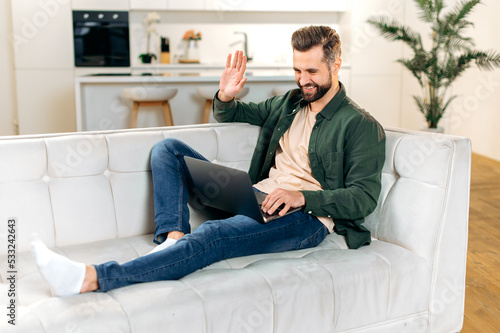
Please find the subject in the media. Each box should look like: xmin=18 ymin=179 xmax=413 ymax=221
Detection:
xmin=73 ymin=10 xmax=130 ymax=67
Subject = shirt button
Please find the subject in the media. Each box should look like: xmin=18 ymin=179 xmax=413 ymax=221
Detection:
xmin=308 ymin=211 xmax=312 ymax=214
xmin=328 ymin=215 xmax=331 ymax=218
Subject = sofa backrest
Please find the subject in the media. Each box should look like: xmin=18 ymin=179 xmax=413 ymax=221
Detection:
xmin=0 ymin=123 xmax=260 ymax=252
xmin=365 ymin=129 xmax=470 ymax=261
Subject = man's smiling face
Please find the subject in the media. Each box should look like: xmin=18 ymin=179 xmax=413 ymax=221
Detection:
xmin=293 ymin=45 xmax=333 ymax=103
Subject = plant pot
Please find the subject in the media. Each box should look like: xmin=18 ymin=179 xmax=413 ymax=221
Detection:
xmin=421 ymin=126 xmax=444 ymax=133
xmin=185 ymin=40 xmax=200 ymax=62
xmin=139 ymin=54 xmax=156 ymax=64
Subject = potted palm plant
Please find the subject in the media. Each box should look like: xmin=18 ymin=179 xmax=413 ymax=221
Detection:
xmin=368 ymin=0 xmax=500 ymax=130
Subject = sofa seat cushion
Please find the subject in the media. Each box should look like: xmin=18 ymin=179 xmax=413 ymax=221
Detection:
xmin=2 ymin=231 xmax=431 ymax=333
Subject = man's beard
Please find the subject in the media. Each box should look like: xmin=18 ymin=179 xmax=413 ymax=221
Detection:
xmin=297 ymin=76 xmax=332 ymax=103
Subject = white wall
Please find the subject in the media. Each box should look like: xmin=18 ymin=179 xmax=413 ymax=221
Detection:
xmin=10 ymin=0 xmax=76 ymax=135
xmin=0 ymin=0 xmax=18 ymax=136
xmin=441 ymin=0 xmax=500 ymax=161
xmin=346 ymin=0 xmax=406 ymax=130
xmin=350 ymin=0 xmax=500 ymax=161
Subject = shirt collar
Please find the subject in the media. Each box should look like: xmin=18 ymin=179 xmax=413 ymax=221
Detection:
xmin=296 ymin=81 xmax=347 ymax=120
xmin=317 ymin=81 xmax=347 ymax=120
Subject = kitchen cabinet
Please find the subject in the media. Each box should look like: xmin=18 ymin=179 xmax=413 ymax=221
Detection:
xmin=168 ymin=0 xmax=205 ymax=10
xmin=129 ymin=0 xmax=167 ymax=10
xmin=313 ymin=0 xmax=348 ymax=11
xmin=71 ymin=0 xmax=129 ymax=10
xmin=129 ymin=0 xmax=204 ymax=10
xmin=205 ymin=0 xmax=275 ymax=11
xmin=205 ymin=0 xmax=347 ymax=12
xmin=129 ymin=0 xmax=346 ymax=12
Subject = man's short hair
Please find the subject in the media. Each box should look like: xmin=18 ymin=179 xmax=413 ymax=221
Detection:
xmin=291 ymin=26 xmax=341 ymax=66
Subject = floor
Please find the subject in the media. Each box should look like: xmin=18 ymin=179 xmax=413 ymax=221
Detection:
xmin=461 ymin=153 xmax=500 ymax=332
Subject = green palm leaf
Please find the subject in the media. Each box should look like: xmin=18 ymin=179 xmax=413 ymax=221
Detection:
xmin=413 ymin=96 xmax=429 ymax=116
xmin=367 ymin=17 xmax=422 ymax=50
xmin=444 ymin=0 xmax=481 ymax=26
xmin=368 ymin=0 xmax=499 ymax=129
xmin=441 ymin=95 xmax=458 ymax=114
xmin=398 ymin=59 xmax=424 ymax=86
xmin=470 ymin=50 xmax=500 ymax=70
xmin=415 ymin=0 xmax=444 ymax=22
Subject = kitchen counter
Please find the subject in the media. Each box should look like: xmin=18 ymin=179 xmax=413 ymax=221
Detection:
xmin=130 ymin=62 xmax=293 ymax=71
xmin=76 ymin=69 xmax=295 ymax=84
xmin=75 ymin=69 xmax=297 ymax=131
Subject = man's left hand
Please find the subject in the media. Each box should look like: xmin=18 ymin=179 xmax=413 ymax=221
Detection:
xmin=261 ymin=188 xmax=305 ymax=216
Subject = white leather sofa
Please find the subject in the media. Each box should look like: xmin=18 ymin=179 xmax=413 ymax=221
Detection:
xmin=0 ymin=123 xmax=470 ymax=332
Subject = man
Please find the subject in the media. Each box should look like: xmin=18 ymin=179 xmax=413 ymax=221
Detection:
xmin=32 ymin=25 xmax=385 ymax=296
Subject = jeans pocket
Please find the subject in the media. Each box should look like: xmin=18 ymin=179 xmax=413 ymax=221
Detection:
xmin=298 ymin=223 xmax=328 ymax=249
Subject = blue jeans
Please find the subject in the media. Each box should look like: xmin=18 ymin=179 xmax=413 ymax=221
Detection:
xmin=94 ymin=138 xmax=329 ymax=292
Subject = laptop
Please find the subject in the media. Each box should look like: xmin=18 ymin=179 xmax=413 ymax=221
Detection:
xmin=183 ymin=156 xmax=302 ymax=223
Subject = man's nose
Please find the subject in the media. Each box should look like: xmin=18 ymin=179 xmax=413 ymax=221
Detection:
xmin=299 ymin=73 xmax=311 ymax=86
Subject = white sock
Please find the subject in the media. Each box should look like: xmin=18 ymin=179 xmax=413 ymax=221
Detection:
xmin=145 ymin=238 xmax=177 ymax=256
xmin=31 ymin=235 xmax=86 ymax=297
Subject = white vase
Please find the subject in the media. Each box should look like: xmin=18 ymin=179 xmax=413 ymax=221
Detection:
xmin=185 ymin=40 xmax=200 ymax=62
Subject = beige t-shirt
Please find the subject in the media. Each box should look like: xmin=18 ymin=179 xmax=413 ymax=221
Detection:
xmin=254 ymin=105 xmax=334 ymax=232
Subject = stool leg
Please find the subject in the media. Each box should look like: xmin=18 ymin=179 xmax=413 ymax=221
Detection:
xmin=163 ymin=101 xmax=174 ymax=126
xmin=130 ymin=102 xmax=139 ymax=128
xmin=203 ymin=100 xmax=213 ymax=124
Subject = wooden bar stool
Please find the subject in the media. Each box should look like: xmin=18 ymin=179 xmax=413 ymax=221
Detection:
xmin=196 ymin=86 xmax=249 ymax=123
xmin=123 ymin=87 xmax=177 ymax=128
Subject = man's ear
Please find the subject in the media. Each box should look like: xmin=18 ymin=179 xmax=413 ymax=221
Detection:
xmin=331 ymin=57 xmax=342 ymax=75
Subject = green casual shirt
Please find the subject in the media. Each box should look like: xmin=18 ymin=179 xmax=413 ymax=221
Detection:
xmin=213 ymin=83 xmax=386 ymax=249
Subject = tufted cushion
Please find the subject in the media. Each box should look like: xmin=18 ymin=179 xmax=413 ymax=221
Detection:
xmin=2 ymin=233 xmax=430 ymax=333
xmin=0 ymin=139 xmax=46 ymax=182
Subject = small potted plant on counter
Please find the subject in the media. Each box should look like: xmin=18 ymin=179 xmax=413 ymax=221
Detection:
xmin=180 ymin=29 xmax=203 ymax=63
xmin=368 ymin=0 xmax=500 ymax=132
xmin=139 ymin=12 xmax=161 ymax=64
